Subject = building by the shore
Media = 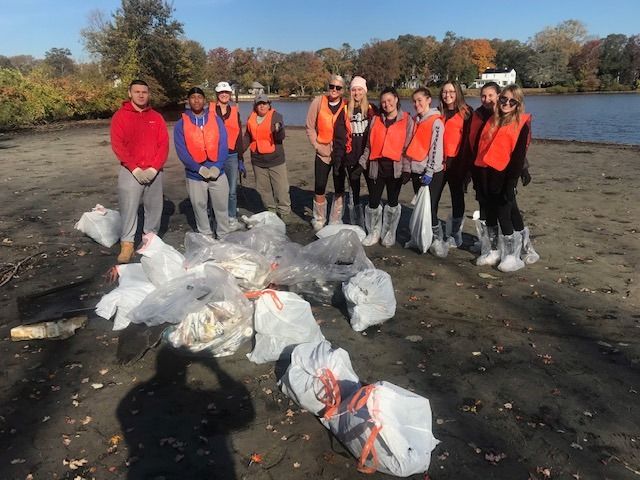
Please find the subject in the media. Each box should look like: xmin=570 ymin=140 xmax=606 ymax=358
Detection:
xmin=471 ymin=68 xmax=517 ymax=88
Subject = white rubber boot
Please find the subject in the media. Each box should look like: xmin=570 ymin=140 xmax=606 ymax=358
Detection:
xmin=362 ymin=205 xmax=383 ymax=246
xmin=311 ymin=199 xmax=327 ymax=232
xmin=498 ymin=231 xmax=525 ymax=272
xmin=446 ymin=216 xmax=465 ymax=248
xmin=476 ymin=224 xmax=501 ymax=266
xmin=429 ymin=221 xmax=449 ymax=258
xmin=380 ymin=204 xmax=402 ymax=247
xmin=520 ymin=226 xmax=540 ymax=264
xmin=328 ymin=195 xmax=344 ymax=225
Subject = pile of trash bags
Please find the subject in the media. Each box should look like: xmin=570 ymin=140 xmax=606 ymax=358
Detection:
xmin=89 ymin=211 xmax=437 ymax=476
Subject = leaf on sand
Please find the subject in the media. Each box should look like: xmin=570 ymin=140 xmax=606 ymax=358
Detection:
xmin=478 ymin=272 xmax=499 ymax=280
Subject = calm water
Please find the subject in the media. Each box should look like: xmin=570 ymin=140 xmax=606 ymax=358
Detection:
xmin=234 ymin=93 xmax=640 ymax=145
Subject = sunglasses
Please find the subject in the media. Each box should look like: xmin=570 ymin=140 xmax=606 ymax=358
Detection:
xmin=328 ymin=84 xmax=343 ymax=91
xmin=499 ymin=96 xmax=519 ymax=107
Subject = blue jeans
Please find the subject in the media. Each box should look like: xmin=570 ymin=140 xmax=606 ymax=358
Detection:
xmin=224 ymin=152 xmax=238 ymax=218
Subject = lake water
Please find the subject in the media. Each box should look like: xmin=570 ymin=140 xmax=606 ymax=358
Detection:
xmin=233 ymin=93 xmax=640 ymax=145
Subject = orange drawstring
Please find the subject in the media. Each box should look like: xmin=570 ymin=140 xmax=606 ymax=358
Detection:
xmin=318 ymin=369 xmax=341 ymax=420
xmin=244 ymin=289 xmax=284 ymax=310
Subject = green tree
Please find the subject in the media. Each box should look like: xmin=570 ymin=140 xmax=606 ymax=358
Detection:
xmin=599 ymin=34 xmax=628 ymax=85
xmin=396 ymin=34 xmax=438 ymax=86
xmin=622 ymin=35 xmax=640 ymax=86
xmin=491 ymin=39 xmax=535 ymax=85
xmin=230 ymin=48 xmax=258 ymax=91
xmin=255 ymin=48 xmax=285 ymax=94
xmin=81 ymin=0 xmax=185 ymax=101
xmin=432 ymin=32 xmax=475 ymax=84
xmin=357 ymin=39 xmax=402 ymax=90
xmin=0 ymin=56 xmax=13 ymax=69
xmin=43 ymin=47 xmax=75 ymax=77
xmin=181 ymin=39 xmax=207 ymax=87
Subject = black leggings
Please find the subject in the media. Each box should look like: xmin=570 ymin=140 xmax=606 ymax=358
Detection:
xmin=346 ymin=164 xmax=367 ymax=205
xmin=315 ymin=155 xmax=346 ymax=195
xmin=368 ymin=176 xmax=403 ymax=209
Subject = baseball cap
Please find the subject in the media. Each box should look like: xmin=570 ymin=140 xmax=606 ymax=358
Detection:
xmin=215 ymin=81 xmax=233 ymax=93
xmin=254 ymin=93 xmax=270 ymax=104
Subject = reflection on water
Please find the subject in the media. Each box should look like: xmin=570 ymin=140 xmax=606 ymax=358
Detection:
xmin=164 ymin=93 xmax=640 ymax=145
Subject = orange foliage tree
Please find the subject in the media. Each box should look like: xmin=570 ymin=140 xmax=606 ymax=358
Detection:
xmin=463 ymin=39 xmax=496 ymax=75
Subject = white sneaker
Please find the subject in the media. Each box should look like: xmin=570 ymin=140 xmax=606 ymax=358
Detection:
xmin=228 ymin=217 xmax=242 ymax=231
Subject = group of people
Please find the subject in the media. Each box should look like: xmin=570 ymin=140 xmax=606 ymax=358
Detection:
xmin=304 ymin=74 xmax=539 ymax=272
xmin=110 ymin=75 xmax=539 ymax=272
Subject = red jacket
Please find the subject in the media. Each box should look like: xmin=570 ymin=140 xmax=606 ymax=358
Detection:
xmin=110 ymin=101 xmax=169 ymax=171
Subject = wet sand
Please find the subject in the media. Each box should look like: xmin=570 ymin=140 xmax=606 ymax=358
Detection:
xmin=0 ymin=122 xmax=639 ymax=479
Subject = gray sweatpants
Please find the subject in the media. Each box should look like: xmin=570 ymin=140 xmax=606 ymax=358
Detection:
xmin=186 ymin=175 xmax=230 ymax=238
xmin=253 ymin=163 xmax=292 ymax=215
xmin=118 ymin=166 xmax=164 ymax=243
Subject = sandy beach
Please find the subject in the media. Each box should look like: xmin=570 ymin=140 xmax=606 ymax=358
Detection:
xmin=1 ymin=122 xmax=639 ymax=479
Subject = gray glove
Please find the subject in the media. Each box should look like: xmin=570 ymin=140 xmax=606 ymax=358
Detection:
xmin=198 ymin=166 xmax=221 ymax=180
xmin=273 ymin=122 xmax=282 ymax=133
xmin=142 ymin=167 xmax=158 ymax=183
xmin=132 ymin=167 xmax=148 ymax=184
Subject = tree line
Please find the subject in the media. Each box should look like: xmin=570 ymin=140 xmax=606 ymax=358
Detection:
xmin=1 ymin=0 xmax=639 ymax=128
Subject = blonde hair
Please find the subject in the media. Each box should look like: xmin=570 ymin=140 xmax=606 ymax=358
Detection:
xmin=348 ymin=93 xmax=370 ymax=117
xmin=493 ymin=84 xmax=525 ymax=130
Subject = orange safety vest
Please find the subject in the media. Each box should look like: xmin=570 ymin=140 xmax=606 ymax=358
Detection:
xmin=182 ymin=111 xmax=219 ymax=163
xmin=405 ymin=114 xmax=439 ymax=161
xmin=247 ymin=109 xmax=276 ymax=154
xmin=369 ymin=112 xmax=409 ymax=162
xmin=476 ymin=113 xmax=531 ymax=171
xmin=317 ymin=96 xmax=352 ymax=153
xmin=219 ymin=103 xmax=240 ymax=151
xmin=442 ymin=110 xmax=466 ymax=158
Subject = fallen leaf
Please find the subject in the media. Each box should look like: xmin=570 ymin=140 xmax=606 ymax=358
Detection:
xmin=10 ymin=458 xmax=26 ymax=464
xmin=570 ymin=442 xmax=583 ymax=450
xmin=81 ymin=416 xmax=92 ymax=425
xmin=99 ymin=368 xmax=109 ymax=375
xmin=472 ymin=351 xmax=482 ymax=356
xmin=293 ymin=462 xmax=301 ymax=468
xmin=285 ymin=409 xmax=295 ymax=417
xmin=503 ymin=402 xmax=513 ymax=410
xmin=91 ymin=383 xmax=104 ymax=390
xmin=109 ymin=434 xmax=123 ymax=446
xmin=63 ymin=458 xmax=88 ymax=470
xmin=405 ymin=335 xmax=423 ymax=342
xmin=478 ymin=272 xmax=499 ymax=279
xmin=484 ymin=452 xmax=507 ymax=464
xmin=250 ymin=452 xmax=263 ymax=464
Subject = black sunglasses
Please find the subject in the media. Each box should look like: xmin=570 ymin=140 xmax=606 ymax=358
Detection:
xmin=328 ymin=84 xmax=343 ymax=91
xmin=499 ymin=96 xmax=519 ymax=107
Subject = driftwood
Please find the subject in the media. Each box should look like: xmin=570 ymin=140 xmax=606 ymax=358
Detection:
xmin=0 ymin=253 xmax=39 ymax=287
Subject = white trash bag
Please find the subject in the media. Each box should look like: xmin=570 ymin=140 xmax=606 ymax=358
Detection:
xmin=247 ymin=290 xmax=325 ymax=364
xmin=163 ymin=267 xmax=254 ymax=357
xmin=278 ymin=340 xmax=361 ymax=417
xmin=343 ymin=269 xmax=396 ymax=332
xmin=316 ymin=224 xmax=367 ymax=242
xmin=322 ymin=381 xmax=440 ymax=477
xmin=404 ymin=186 xmax=432 ymax=254
xmin=138 ymin=233 xmax=186 ymax=286
xmin=74 ymin=204 xmax=121 ymax=248
xmin=95 ymin=263 xmax=156 ymax=331
xmin=240 ymin=211 xmax=286 ymax=233
xmin=183 ymin=232 xmax=272 ymax=290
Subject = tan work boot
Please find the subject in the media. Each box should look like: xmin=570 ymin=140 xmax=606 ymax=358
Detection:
xmin=117 ymin=241 xmax=135 ymax=264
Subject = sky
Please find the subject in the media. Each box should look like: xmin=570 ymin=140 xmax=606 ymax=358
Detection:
xmin=1 ymin=0 xmax=639 ymax=61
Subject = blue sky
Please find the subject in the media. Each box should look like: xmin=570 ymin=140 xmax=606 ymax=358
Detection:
xmin=1 ymin=0 xmax=639 ymax=60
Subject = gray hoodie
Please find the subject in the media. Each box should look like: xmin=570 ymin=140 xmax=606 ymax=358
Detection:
xmin=409 ymin=107 xmax=444 ymax=177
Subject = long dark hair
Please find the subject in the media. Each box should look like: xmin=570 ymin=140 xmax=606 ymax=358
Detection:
xmin=439 ymin=80 xmax=470 ymax=116
xmin=379 ymin=86 xmax=401 ymax=112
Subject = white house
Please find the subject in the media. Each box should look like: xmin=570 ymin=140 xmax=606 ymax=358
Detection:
xmin=470 ymin=68 xmax=517 ymax=88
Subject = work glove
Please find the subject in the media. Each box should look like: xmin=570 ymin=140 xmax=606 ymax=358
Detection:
xmin=521 ymin=168 xmax=531 ymax=187
xmin=143 ymin=167 xmax=158 ymax=183
xmin=421 ymin=174 xmax=432 ymax=186
xmin=238 ymin=159 xmax=247 ymax=178
xmin=199 ymin=166 xmax=220 ymax=180
xmin=401 ymin=171 xmax=411 ymax=185
xmin=132 ymin=167 xmax=148 ymax=185
xmin=273 ymin=122 xmax=282 ymax=133
xmin=349 ymin=164 xmax=363 ymax=181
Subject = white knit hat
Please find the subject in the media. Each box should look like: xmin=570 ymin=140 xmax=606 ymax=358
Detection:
xmin=350 ymin=76 xmax=367 ymax=93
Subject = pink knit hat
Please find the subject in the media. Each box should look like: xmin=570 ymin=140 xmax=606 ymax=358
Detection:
xmin=350 ymin=76 xmax=367 ymax=93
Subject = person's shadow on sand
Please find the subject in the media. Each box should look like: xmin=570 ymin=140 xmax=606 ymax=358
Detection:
xmin=117 ymin=347 xmax=255 ymax=479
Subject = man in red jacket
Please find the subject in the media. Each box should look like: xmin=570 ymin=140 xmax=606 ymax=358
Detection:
xmin=110 ymin=79 xmax=169 ymax=263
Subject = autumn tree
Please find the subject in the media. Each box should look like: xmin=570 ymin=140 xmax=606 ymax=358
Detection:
xmin=205 ymin=47 xmax=232 ymax=86
xmin=8 ymin=55 xmax=40 ymax=75
xmin=43 ymin=48 xmax=76 ymax=77
xmin=622 ymin=35 xmax=640 ymax=86
xmin=569 ymin=39 xmax=601 ymax=90
xmin=396 ymin=34 xmax=438 ymax=86
xmin=463 ymin=39 xmax=496 ymax=75
xmin=279 ymin=51 xmax=327 ymax=96
xmin=255 ymin=48 xmax=286 ymax=94
xmin=357 ymin=39 xmax=402 ymax=90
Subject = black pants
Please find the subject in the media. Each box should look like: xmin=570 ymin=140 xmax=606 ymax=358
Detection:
xmin=476 ymin=167 xmax=521 ymax=236
xmin=368 ymin=176 xmax=403 ymax=209
xmin=315 ymin=155 xmax=346 ymax=195
xmin=413 ymin=170 xmax=465 ymax=227
xmin=345 ymin=164 xmax=369 ymax=205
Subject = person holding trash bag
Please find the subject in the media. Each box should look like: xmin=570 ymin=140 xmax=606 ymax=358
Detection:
xmin=110 ymin=79 xmax=169 ymax=264
xmin=174 ymin=87 xmax=231 ymax=239
xmin=360 ymin=87 xmax=413 ymax=247
xmin=435 ymin=80 xmax=473 ymax=250
xmin=243 ymin=94 xmax=292 ymax=219
xmin=214 ymin=81 xmax=245 ymax=230
xmin=404 ymin=88 xmax=445 ymax=255
xmin=474 ymin=84 xmax=535 ymax=272
xmin=345 ymin=76 xmax=377 ymax=227
xmin=305 ymin=74 xmax=351 ymax=231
